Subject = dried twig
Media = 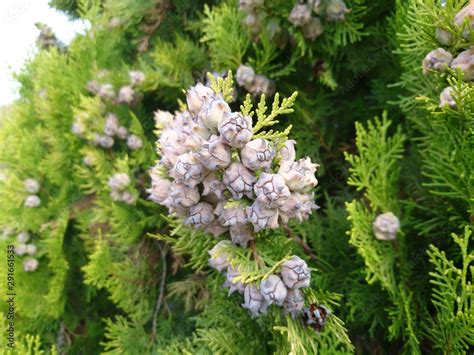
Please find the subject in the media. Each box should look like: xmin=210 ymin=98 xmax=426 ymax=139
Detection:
xmin=249 ymin=240 xmax=265 ymax=267
xmin=69 ymin=193 xmax=96 ymax=220
xmin=151 ymin=243 xmax=167 ymax=339
xmin=284 ymin=226 xmax=317 ymax=261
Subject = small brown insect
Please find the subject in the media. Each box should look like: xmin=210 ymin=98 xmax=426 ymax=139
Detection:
xmin=312 ymin=59 xmax=326 ymax=77
xmin=302 ymin=303 xmax=331 ymax=331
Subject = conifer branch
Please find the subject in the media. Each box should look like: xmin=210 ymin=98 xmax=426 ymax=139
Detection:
xmin=240 ymin=94 xmax=254 ymax=117
xmin=207 ymin=71 xmax=234 ymax=102
xmin=252 ymin=92 xmax=298 ymax=134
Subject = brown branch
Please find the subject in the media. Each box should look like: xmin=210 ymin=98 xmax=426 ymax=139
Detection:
xmin=69 ymin=193 xmax=96 ymax=220
xmin=56 ymin=321 xmax=72 ymax=355
xmin=151 ymin=243 xmax=167 ymax=340
xmin=137 ymin=0 xmax=170 ymax=52
xmin=38 ymin=194 xmax=97 ymax=232
xmin=283 ymin=226 xmax=317 ymax=261
xmin=249 ymin=240 xmax=265 ymax=267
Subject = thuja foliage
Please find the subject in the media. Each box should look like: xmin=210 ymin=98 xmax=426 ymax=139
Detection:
xmin=0 ymin=0 xmax=472 ymax=354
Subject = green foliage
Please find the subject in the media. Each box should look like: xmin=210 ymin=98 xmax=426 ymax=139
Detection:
xmin=147 ymin=36 xmax=208 ymax=95
xmin=251 ymin=92 xmax=298 ymax=142
xmin=151 ymin=217 xmax=217 ymax=272
xmin=425 ymin=226 xmax=474 ymax=353
xmin=102 ymin=316 xmax=153 ymax=354
xmin=49 ymin=0 xmax=80 ymax=18
xmin=0 ymin=326 xmax=57 ymax=355
xmin=1 ymin=0 xmax=473 ymax=353
xmin=345 ymin=115 xmax=422 ymax=352
xmin=0 ymin=1 xmax=175 ymax=350
xmin=200 ymin=2 xmax=250 ymax=70
xmin=148 ymin=206 xmax=354 ymax=353
xmin=207 ymin=70 xmax=235 ymax=102
xmin=393 ymin=0 xmax=473 ymax=236
xmin=345 ymin=113 xmax=405 ymax=212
